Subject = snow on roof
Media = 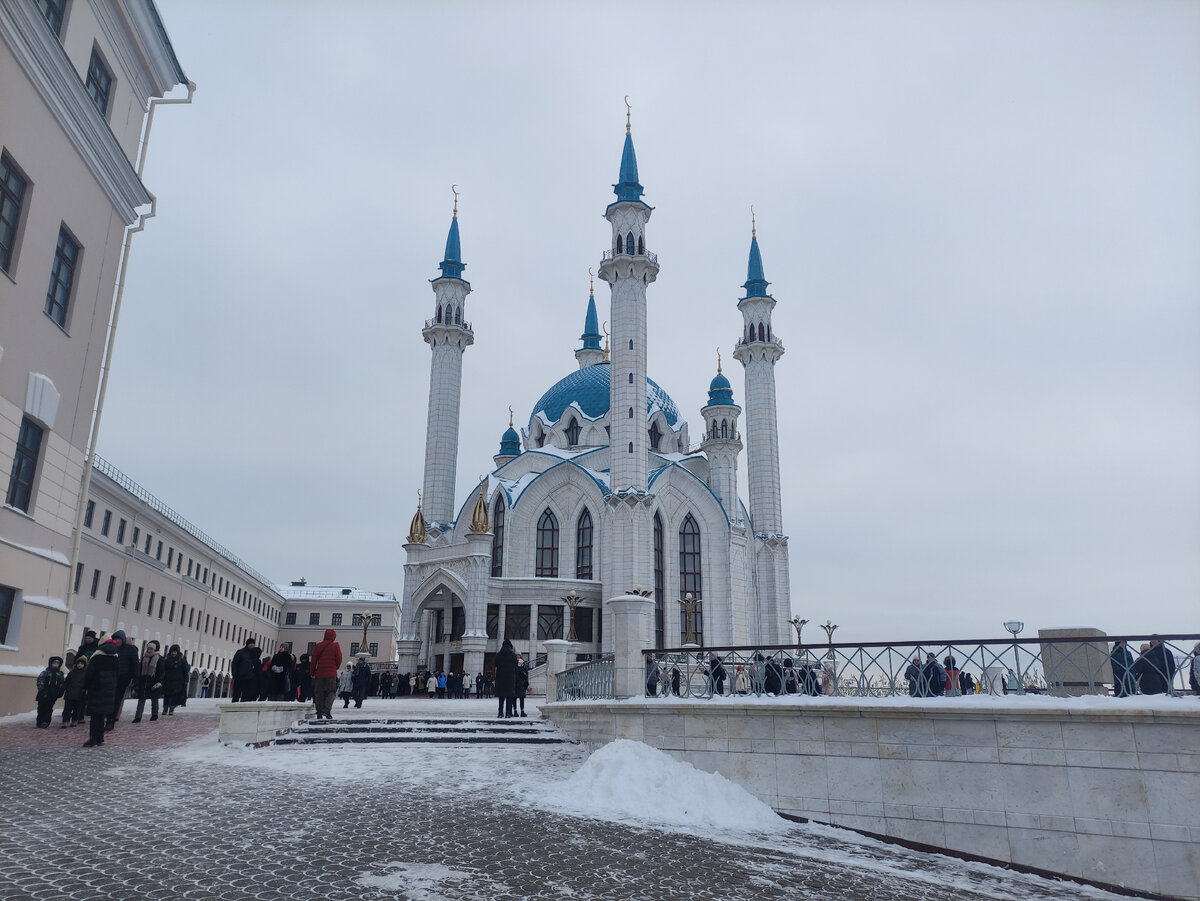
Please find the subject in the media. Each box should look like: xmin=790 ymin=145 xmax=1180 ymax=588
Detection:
xmin=276 ymin=585 xmax=397 ymax=603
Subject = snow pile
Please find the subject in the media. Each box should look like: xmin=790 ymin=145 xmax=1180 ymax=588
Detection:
xmin=355 ymin=862 xmax=508 ymax=898
xmin=536 ymin=738 xmax=779 ymax=832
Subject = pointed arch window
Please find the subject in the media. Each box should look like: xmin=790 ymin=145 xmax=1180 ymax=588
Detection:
xmin=576 ymin=509 xmax=593 ymax=580
xmin=615 ymin=234 xmax=623 ymax=254
xmin=436 ymin=306 xmax=443 ymax=323
xmin=535 ymin=509 xmax=559 ymax=577
xmin=758 ymin=322 xmax=765 ymax=342
xmin=565 ymin=417 xmax=581 ymax=446
xmin=653 ymin=512 xmax=665 ymax=648
xmin=454 ymin=306 xmax=462 ymax=325
xmin=626 ymin=231 xmax=635 ymax=254
xmin=490 ymin=495 xmax=505 ymax=577
xmin=720 ymin=419 xmax=728 ymax=438
xmin=648 ymin=420 xmax=662 ymax=451
xmin=679 ymin=513 xmax=702 ymax=645
xmin=637 ymin=235 xmax=644 ymax=255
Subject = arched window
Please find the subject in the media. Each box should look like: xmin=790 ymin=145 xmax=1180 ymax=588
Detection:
xmin=649 ymin=420 xmax=662 ymax=451
xmin=628 ymin=372 xmax=633 ymax=384
xmin=576 ymin=509 xmax=593 ymax=580
xmin=454 ymin=306 xmax=461 ymax=325
xmin=628 ymin=407 xmax=633 ymax=419
xmin=491 ymin=496 xmax=505 ymax=577
xmin=626 ymin=231 xmax=635 ymax=255
xmin=720 ymin=419 xmax=728 ymax=438
xmin=436 ymin=306 xmax=443 ymax=323
xmin=679 ymin=513 xmax=702 ymax=644
xmin=637 ymin=235 xmax=644 ymax=254
xmin=711 ymin=420 xmax=718 ymax=439
xmin=535 ymin=509 xmax=559 ymax=577
xmin=758 ymin=322 xmax=766 ymax=342
xmin=628 ymin=442 xmax=633 ymax=453
xmin=565 ymin=417 xmax=580 ymax=446
xmin=616 ymin=234 xmax=623 ymax=254
xmin=767 ymin=324 xmax=771 ymax=341
xmin=747 ymin=324 xmax=754 ymax=342
xmin=628 ymin=339 xmax=633 ymax=350
xmin=653 ymin=512 xmax=665 ymax=648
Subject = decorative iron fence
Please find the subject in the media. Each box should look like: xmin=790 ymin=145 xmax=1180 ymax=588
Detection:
xmin=555 ymin=654 xmax=614 ymax=701
xmin=643 ymin=634 xmax=1200 ymax=701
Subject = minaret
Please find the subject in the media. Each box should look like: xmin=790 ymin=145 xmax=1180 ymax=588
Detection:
xmin=575 ymin=270 xmax=605 ymax=369
xmin=700 ymin=351 xmax=742 ymax=516
xmin=420 ymin=188 xmax=473 ymax=526
xmin=732 ymin=212 xmax=789 ymax=644
xmin=597 ymin=103 xmax=659 ymax=493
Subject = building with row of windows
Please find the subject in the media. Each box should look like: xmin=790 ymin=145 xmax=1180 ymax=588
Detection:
xmin=399 ymin=116 xmax=791 ymax=679
xmin=0 ymin=0 xmax=190 ymax=713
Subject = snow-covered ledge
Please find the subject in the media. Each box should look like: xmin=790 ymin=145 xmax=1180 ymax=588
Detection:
xmin=542 ymin=696 xmax=1200 ymax=900
xmin=216 ymin=701 xmax=315 ymax=747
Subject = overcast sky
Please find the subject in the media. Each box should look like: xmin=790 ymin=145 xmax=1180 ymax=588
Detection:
xmin=99 ymin=0 xmax=1200 ymax=643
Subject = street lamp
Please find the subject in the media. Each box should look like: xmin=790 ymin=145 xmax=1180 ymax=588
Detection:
xmin=789 ymin=617 xmax=809 ymax=650
xmin=678 ymin=593 xmax=701 ymax=646
xmin=358 ymin=607 xmax=373 ymax=659
xmin=1004 ymin=620 xmax=1024 ymax=694
xmin=562 ymin=589 xmax=583 ymax=642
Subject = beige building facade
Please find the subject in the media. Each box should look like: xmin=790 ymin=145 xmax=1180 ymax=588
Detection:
xmin=0 ymin=1 xmax=189 ymax=714
xmin=276 ymin=582 xmax=401 ymax=666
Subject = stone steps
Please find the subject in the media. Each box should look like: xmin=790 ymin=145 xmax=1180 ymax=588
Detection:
xmin=273 ymin=717 xmax=569 ymax=747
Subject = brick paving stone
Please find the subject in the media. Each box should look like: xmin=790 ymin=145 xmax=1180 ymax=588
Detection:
xmin=0 ymin=700 xmax=1132 ymax=901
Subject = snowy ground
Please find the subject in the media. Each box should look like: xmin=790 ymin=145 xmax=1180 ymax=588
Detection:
xmin=0 ymin=697 xmax=1166 ymax=899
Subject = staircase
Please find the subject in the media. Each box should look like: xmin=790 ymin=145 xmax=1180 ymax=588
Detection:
xmin=273 ymin=716 xmax=570 ymax=747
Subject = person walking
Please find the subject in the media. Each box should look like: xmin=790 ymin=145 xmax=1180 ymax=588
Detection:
xmin=494 ymin=639 xmax=518 ymax=718
xmin=132 ymin=641 xmax=165 ymax=722
xmin=268 ymin=643 xmax=295 ymax=701
xmin=351 ymin=658 xmax=372 ymax=709
xmin=230 ymin=639 xmax=262 ymax=703
xmin=707 ymin=651 xmax=726 ymax=697
xmin=83 ymin=639 xmax=119 ymax=747
xmin=161 ymin=645 xmax=189 ymax=715
xmin=310 ymin=628 xmax=343 ymax=719
xmin=108 ymin=630 xmax=139 ymax=729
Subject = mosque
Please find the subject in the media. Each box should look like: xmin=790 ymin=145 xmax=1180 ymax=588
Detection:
xmin=396 ymin=113 xmax=791 ymax=677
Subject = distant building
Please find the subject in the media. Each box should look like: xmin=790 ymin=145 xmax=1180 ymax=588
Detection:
xmin=276 ymin=582 xmax=401 ymax=665
xmin=0 ymin=1 xmax=189 ymax=713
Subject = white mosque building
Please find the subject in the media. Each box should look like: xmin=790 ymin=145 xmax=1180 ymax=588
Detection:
xmin=397 ymin=116 xmax=791 ymax=677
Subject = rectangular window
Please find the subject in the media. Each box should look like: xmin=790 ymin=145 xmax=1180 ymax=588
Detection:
xmin=350 ymin=642 xmax=360 ymax=656
xmin=331 ymin=613 xmax=342 ymax=626
xmin=159 ymin=596 xmax=166 ymax=619
xmin=104 ymin=575 xmax=115 ymax=605
xmin=89 ymin=569 xmax=100 ymax=598
xmin=168 ymin=600 xmax=175 ymax=622
xmin=537 ymin=607 xmax=563 ymax=641
xmin=285 ymin=612 xmax=296 ymax=625
xmin=121 ymin=582 xmax=130 ymax=607
xmin=74 ymin=563 xmax=83 ymax=592
xmin=156 ymin=541 xmax=162 ymax=561
xmin=100 ymin=510 xmax=111 ymax=536
xmin=85 ymin=49 xmax=113 ymax=117
xmin=149 ymin=591 xmax=155 ymax=615
xmin=188 ymin=609 xmax=194 ymax=629
xmin=6 ymin=417 xmax=44 ymax=513
xmin=369 ymin=642 xmax=378 ymax=657
xmin=486 ymin=604 xmax=499 ymax=640
xmin=135 ymin=586 xmax=143 ymax=612
xmin=44 ymin=226 xmax=79 ymax=328
xmin=0 ymin=584 xmax=15 ymax=644
xmin=34 ymin=0 xmax=67 ymax=35
xmin=0 ymin=152 xmax=28 ymax=274
xmin=131 ymin=526 xmax=139 ymax=546
xmin=504 ymin=605 xmax=530 ymax=641
xmin=352 ymin=614 xmax=363 ymax=627
xmin=306 ymin=642 xmax=316 ymax=656
xmin=371 ymin=614 xmax=381 ymax=627
xmin=167 ymin=548 xmax=173 ymax=567
xmin=574 ymin=607 xmax=594 ymax=643
xmin=144 ymin=534 xmax=151 ymax=554
xmin=83 ymin=501 xmax=95 ymax=528
xmin=309 ymin=612 xmax=320 ymax=625
xmin=116 ymin=519 xmax=126 ymax=544
xmin=176 ymin=555 xmax=182 ymax=573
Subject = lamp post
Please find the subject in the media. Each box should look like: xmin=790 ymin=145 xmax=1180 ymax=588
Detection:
xmin=820 ymin=619 xmax=838 ymax=656
xmin=562 ymin=589 xmax=583 ymax=642
xmin=678 ymin=593 xmax=701 ymax=646
xmin=789 ymin=617 xmax=810 ymax=651
xmin=1004 ymin=620 xmax=1024 ymax=694
xmin=358 ymin=607 xmax=373 ymax=659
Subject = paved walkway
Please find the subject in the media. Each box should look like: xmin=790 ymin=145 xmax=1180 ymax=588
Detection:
xmin=0 ymin=698 xmax=1132 ymax=901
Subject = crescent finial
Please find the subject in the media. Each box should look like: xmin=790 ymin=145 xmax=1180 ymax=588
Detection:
xmin=588 ymin=267 xmax=594 ymax=294
xmin=416 ymin=489 xmax=422 ymax=507
xmin=750 ymin=204 xmax=756 ymax=238
xmin=624 ymin=96 xmax=631 ymax=135
xmin=451 ymin=184 xmax=459 ymax=219
xmin=717 ymin=347 xmax=722 ymax=374
xmin=508 ymin=405 xmax=514 ymax=428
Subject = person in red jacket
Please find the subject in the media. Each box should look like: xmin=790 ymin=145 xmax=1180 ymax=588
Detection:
xmin=309 ymin=629 xmax=343 ymax=719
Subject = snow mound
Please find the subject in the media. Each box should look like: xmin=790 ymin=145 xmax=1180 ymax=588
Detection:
xmin=538 ymin=738 xmax=780 ymax=832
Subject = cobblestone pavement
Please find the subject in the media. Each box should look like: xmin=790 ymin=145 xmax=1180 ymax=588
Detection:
xmin=0 ymin=700 xmax=1132 ymax=901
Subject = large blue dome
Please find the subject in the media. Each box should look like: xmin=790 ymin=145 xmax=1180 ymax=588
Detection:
xmin=532 ymin=363 xmax=680 ymax=428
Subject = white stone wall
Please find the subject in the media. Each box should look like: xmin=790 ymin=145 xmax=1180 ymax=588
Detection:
xmin=740 ymin=351 xmax=784 ymax=536
xmin=421 ymin=279 xmax=472 ymax=524
xmin=544 ymin=702 xmax=1200 ymax=901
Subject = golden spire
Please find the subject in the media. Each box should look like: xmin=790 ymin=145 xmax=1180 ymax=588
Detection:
xmin=624 ymin=96 xmax=631 ymax=135
xmin=717 ymin=347 xmax=722 ymax=375
xmin=452 ymin=184 xmax=459 ymax=220
xmin=751 ymin=204 xmax=756 ymax=239
xmin=407 ymin=490 xmax=427 ymax=544
xmin=468 ymin=478 xmax=490 ymax=533
xmin=602 ymin=321 xmax=610 ymax=362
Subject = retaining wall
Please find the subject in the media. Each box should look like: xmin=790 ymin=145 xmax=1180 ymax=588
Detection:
xmin=542 ymin=699 xmax=1200 ymax=899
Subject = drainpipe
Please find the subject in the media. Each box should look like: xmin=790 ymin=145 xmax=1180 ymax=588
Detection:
xmin=62 ymin=82 xmax=197 ymax=652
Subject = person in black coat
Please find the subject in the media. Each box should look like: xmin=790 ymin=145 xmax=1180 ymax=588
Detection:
xmin=84 ymin=641 xmax=120 ymax=747
xmin=268 ymin=644 xmax=295 ymax=701
xmin=764 ymin=655 xmax=784 ymax=696
xmin=76 ymin=629 xmax=100 ymax=660
xmin=494 ymin=639 xmax=518 ymax=718
xmin=921 ymin=654 xmax=946 ymax=698
xmin=35 ymin=656 xmax=65 ymax=728
xmin=62 ymin=655 xmax=89 ymax=727
xmin=296 ymin=654 xmax=313 ymax=702
xmin=351 ymin=659 xmax=372 ymax=708
xmin=1134 ymin=639 xmax=1177 ymax=695
xmin=230 ymin=639 xmax=262 ymax=702
xmin=133 ymin=641 xmax=166 ymax=722
xmin=515 ymin=659 xmax=529 ymax=717
xmin=108 ymin=630 xmax=139 ymax=728
xmin=904 ymin=656 xmax=922 ymax=697
xmin=1110 ymin=640 xmax=1135 ymax=697
xmin=707 ymin=651 xmax=726 ymax=696
xmin=161 ymin=645 xmax=190 ymax=714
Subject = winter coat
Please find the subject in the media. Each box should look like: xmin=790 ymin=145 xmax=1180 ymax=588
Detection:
xmin=494 ymin=644 xmax=518 ymax=699
xmin=904 ymin=662 xmax=922 ymax=697
xmin=269 ymin=650 xmax=295 ymax=696
xmin=1110 ymin=643 xmax=1135 ymax=696
xmin=1134 ymin=643 xmax=1176 ymax=695
xmin=137 ymin=653 xmax=165 ymax=698
xmin=351 ymin=663 xmax=372 ymax=700
xmin=310 ymin=629 xmax=343 ymax=679
xmin=162 ymin=654 xmax=190 ymax=707
xmin=36 ymin=659 xmax=65 ymax=702
xmin=84 ymin=643 xmax=120 ymax=715
xmin=921 ymin=660 xmax=946 ymax=697
xmin=1190 ymin=646 xmax=1200 ymax=694
xmin=232 ymin=646 xmax=262 ymax=683
xmin=63 ymin=665 xmax=88 ymax=702
xmin=515 ymin=666 xmax=529 ymax=699
xmin=800 ymin=664 xmax=822 ymax=696
xmin=764 ymin=658 xmax=784 ymax=695
xmin=338 ymin=668 xmax=354 ymax=694
xmin=297 ymin=660 xmax=313 ymax=697
xmin=111 ymin=631 xmax=139 ymax=682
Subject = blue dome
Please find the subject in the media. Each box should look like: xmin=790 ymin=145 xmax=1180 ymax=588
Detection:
xmin=706 ymin=371 xmax=736 ymax=407
xmin=709 ymin=372 xmax=731 ymax=393
xmin=499 ymin=427 xmax=520 ymax=456
xmin=532 ymin=363 xmax=680 ymax=428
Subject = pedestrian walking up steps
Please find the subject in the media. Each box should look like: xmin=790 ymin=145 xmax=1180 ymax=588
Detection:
xmin=273 ymin=717 xmax=569 ymax=748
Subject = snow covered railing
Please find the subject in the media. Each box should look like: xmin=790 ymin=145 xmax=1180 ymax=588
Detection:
xmin=645 ymin=633 xmax=1199 ymax=700
xmin=555 ymin=654 xmax=614 ymax=701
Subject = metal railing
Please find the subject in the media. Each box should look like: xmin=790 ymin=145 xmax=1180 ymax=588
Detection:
xmin=93 ymin=455 xmax=278 ymax=592
xmin=555 ymin=654 xmax=614 ymax=700
xmin=423 ymin=318 xmax=473 ymax=331
xmin=643 ymin=634 xmax=1200 ymax=700
xmin=600 ymin=249 xmax=658 ymax=264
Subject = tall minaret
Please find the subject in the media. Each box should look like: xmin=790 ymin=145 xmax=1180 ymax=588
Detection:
xmin=700 ymin=351 xmax=742 ymax=517
xmin=598 ymin=104 xmax=659 ymax=493
xmin=420 ymin=189 xmax=473 ymax=526
xmin=732 ymin=213 xmax=789 ymax=643
xmin=575 ymin=271 xmax=605 ymax=369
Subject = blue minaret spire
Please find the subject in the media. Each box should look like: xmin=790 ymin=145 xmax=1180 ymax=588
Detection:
xmin=576 ymin=269 xmax=605 ymax=369
xmin=742 ymin=209 xmax=770 ymax=299
xmin=612 ymin=100 xmax=644 ymax=204
xmin=437 ymin=188 xmax=466 ymax=281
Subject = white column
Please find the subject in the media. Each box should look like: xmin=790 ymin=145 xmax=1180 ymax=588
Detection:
xmin=605 ymin=593 xmax=655 ymax=699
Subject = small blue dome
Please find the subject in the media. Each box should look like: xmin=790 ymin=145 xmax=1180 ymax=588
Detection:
xmin=707 ymin=372 xmax=735 ymax=407
xmin=531 ymin=363 xmax=680 ymax=428
xmin=499 ymin=427 xmax=520 ymax=456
